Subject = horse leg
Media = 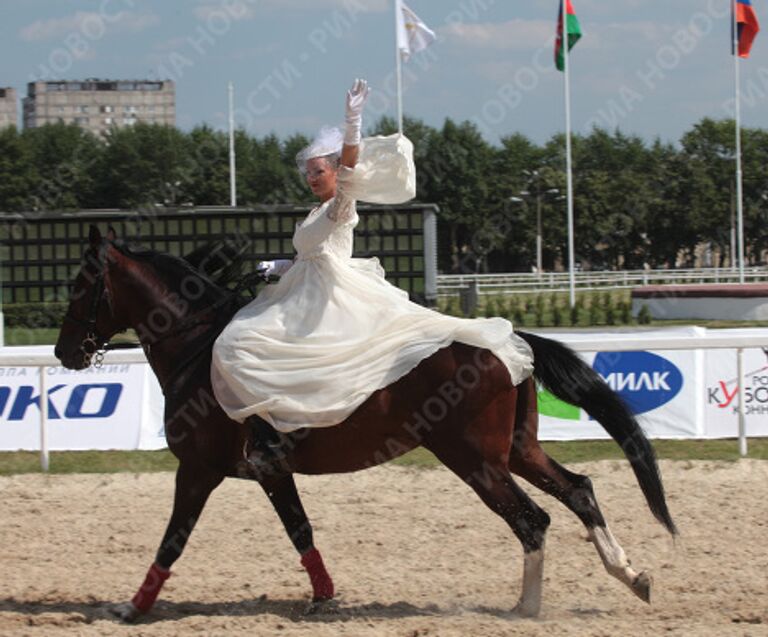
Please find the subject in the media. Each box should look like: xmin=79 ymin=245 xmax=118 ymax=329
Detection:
xmin=259 ymin=476 xmax=335 ymax=606
xmin=427 ymin=435 xmax=551 ymax=618
xmin=509 ymin=377 xmax=652 ymax=603
xmin=113 ymin=463 xmax=224 ymax=622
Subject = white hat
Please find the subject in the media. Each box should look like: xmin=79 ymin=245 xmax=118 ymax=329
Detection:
xmin=295 ymin=125 xmax=343 ymax=174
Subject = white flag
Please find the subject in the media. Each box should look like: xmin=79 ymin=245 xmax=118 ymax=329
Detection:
xmin=396 ymin=0 xmax=436 ymax=61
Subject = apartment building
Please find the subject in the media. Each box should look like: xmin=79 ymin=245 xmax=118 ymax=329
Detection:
xmin=23 ymin=79 xmax=175 ymax=135
xmin=0 ymin=87 xmax=17 ymax=128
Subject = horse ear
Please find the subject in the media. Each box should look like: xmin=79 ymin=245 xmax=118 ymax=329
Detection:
xmin=106 ymin=225 xmax=118 ymax=242
xmin=88 ymin=225 xmax=102 ymax=247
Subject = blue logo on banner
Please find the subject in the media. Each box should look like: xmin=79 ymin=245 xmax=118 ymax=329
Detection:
xmin=593 ymin=351 xmax=683 ymax=414
xmin=0 ymin=383 xmax=124 ymax=421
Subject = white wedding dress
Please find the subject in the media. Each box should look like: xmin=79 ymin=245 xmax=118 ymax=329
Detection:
xmin=211 ymin=134 xmax=533 ymax=432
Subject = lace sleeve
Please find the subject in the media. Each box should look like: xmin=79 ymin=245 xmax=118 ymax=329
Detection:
xmin=327 ymin=167 xmax=357 ymax=224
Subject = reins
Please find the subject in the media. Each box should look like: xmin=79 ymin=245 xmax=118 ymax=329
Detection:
xmin=155 ymin=271 xmax=272 ymax=390
xmin=141 ymin=269 xmax=265 ymax=349
xmin=67 ymin=243 xmax=266 ymax=384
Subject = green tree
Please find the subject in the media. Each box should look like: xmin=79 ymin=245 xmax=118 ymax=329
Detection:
xmin=736 ymin=125 xmax=768 ymax=264
xmin=538 ymin=134 xmax=571 ymax=269
xmin=678 ymin=118 xmax=735 ymax=265
xmin=643 ymin=139 xmax=692 ymax=268
xmin=92 ymin=123 xmax=189 ymax=208
xmin=281 ymin=132 xmax=313 ymax=203
xmin=22 ymin=122 xmax=101 ymax=210
xmin=491 ymin=133 xmax=544 ymax=271
xmin=185 ymin=125 xmax=230 ymax=206
xmin=571 ymin=128 xmax=654 ymax=269
xmin=0 ymin=127 xmax=37 ymax=212
xmin=421 ymin=119 xmax=494 ymax=273
xmin=371 ymin=115 xmax=494 ymax=273
xmin=239 ymin=133 xmax=293 ymax=204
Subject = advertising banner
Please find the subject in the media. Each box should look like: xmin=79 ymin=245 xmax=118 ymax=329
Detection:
xmin=537 ymin=327 xmax=704 ymax=441
xmin=0 ymin=346 xmax=164 ymax=451
xmin=703 ymin=331 xmax=768 ymax=439
xmin=1 ymin=328 xmax=766 ymax=450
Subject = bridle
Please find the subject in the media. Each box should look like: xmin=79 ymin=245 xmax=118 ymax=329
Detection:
xmin=61 ymin=239 xmax=268 ymax=378
xmin=62 ymin=242 xmax=115 ymax=369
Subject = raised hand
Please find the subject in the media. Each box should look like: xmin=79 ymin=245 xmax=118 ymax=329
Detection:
xmin=344 ymin=78 xmax=369 ymax=146
xmin=345 ymin=78 xmax=370 ymax=124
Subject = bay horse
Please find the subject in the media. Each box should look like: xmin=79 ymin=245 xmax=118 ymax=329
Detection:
xmin=54 ymin=226 xmax=676 ymax=622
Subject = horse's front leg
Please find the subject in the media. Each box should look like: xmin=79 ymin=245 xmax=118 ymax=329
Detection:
xmin=112 ymin=462 xmax=224 ymax=622
xmin=260 ymin=476 xmax=335 ymax=608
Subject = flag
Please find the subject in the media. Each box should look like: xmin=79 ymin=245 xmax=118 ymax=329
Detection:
xmin=733 ymin=0 xmax=760 ymax=58
xmin=396 ymin=0 xmax=436 ymax=61
xmin=555 ymin=0 xmax=582 ymax=71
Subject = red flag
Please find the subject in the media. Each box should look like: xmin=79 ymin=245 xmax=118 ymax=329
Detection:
xmin=734 ymin=0 xmax=760 ymax=58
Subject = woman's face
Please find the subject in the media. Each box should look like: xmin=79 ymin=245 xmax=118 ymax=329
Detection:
xmin=305 ymin=157 xmax=338 ymax=202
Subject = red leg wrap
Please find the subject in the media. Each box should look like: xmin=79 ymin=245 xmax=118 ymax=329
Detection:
xmin=130 ymin=562 xmax=172 ymax=613
xmin=300 ymin=548 xmax=334 ymax=600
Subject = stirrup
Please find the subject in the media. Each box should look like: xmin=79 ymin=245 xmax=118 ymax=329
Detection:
xmin=245 ymin=417 xmax=292 ymax=477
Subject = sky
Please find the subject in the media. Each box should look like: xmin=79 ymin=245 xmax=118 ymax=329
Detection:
xmin=2 ymin=0 xmax=768 ymax=146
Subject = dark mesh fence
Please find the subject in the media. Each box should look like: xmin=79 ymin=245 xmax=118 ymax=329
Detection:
xmin=0 ymin=204 xmax=438 ymax=305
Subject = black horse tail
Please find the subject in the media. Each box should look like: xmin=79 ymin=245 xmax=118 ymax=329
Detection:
xmin=516 ymin=330 xmax=678 ymax=535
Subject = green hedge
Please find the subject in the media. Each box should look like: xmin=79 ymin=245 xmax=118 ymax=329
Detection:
xmin=3 ymin=303 xmax=67 ymax=328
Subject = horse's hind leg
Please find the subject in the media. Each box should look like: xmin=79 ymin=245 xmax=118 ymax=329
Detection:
xmin=513 ymin=451 xmax=652 ymax=602
xmin=427 ymin=432 xmax=551 ymax=618
xmin=509 ymin=378 xmax=652 ymax=603
xmin=113 ymin=462 xmax=223 ymax=622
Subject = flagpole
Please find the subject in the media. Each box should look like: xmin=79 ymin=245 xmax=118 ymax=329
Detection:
xmin=732 ymin=1 xmax=745 ymax=284
xmin=394 ymin=0 xmax=404 ymax=134
xmin=228 ymin=81 xmax=237 ymax=207
xmin=562 ymin=0 xmax=576 ymax=307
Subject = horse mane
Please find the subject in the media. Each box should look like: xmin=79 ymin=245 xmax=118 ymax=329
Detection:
xmin=182 ymin=239 xmax=250 ymax=289
xmin=109 ymin=239 xmax=259 ymax=316
xmin=110 ymin=241 xmax=223 ymax=301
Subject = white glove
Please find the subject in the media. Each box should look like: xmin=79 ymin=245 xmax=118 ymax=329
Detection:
xmin=344 ymin=78 xmax=370 ymax=146
xmin=257 ymin=259 xmax=293 ymax=278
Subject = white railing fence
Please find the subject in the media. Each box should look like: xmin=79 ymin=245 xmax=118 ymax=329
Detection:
xmin=438 ymin=266 xmax=768 ymax=297
xmin=1 ymin=349 xmax=147 ymax=472
xmin=1 ymin=331 xmax=766 ymax=471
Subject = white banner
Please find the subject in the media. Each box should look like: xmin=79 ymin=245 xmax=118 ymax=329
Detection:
xmin=703 ymin=331 xmax=768 ymax=438
xmin=1 ymin=329 xmax=767 ymax=451
xmin=538 ymin=327 xmax=703 ymax=440
xmin=0 ymin=346 xmax=164 ymax=451
xmin=537 ymin=327 xmax=768 ymax=441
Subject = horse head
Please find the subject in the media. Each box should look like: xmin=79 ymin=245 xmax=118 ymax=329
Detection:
xmin=56 ymin=224 xmax=246 ymax=386
xmin=55 ymin=225 xmax=130 ymax=370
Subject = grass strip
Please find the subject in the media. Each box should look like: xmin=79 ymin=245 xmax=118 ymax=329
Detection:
xmin=1 ymin=438 xmax=765 ymax=476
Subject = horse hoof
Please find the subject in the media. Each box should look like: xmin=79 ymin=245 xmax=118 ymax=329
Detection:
xmin=305 ymin=598 xmax=339 ymax=615
xmin=109 ymin=602 xmax=142 ymax=623
xmin=632 ymin=571 xmax=652 ymax=604
xmin=512 ymin=600 xmax=541 ymax=618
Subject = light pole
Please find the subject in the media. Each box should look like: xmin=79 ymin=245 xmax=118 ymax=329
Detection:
xmin=164 ymin=180 xmax=182 ymax=206
xmin=508 ymin=195 xmax=529 ymax=272
xmin=730 ymin=178 xmax=736 ymax=271
xmin=516 ymin=169 xmax=561 ymax=276
xmin=518 ymin=189 xmax=542 ymax=275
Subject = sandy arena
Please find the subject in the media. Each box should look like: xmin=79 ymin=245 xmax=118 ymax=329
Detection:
xmin=1 ymin=459 xmax=766 ymax=636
